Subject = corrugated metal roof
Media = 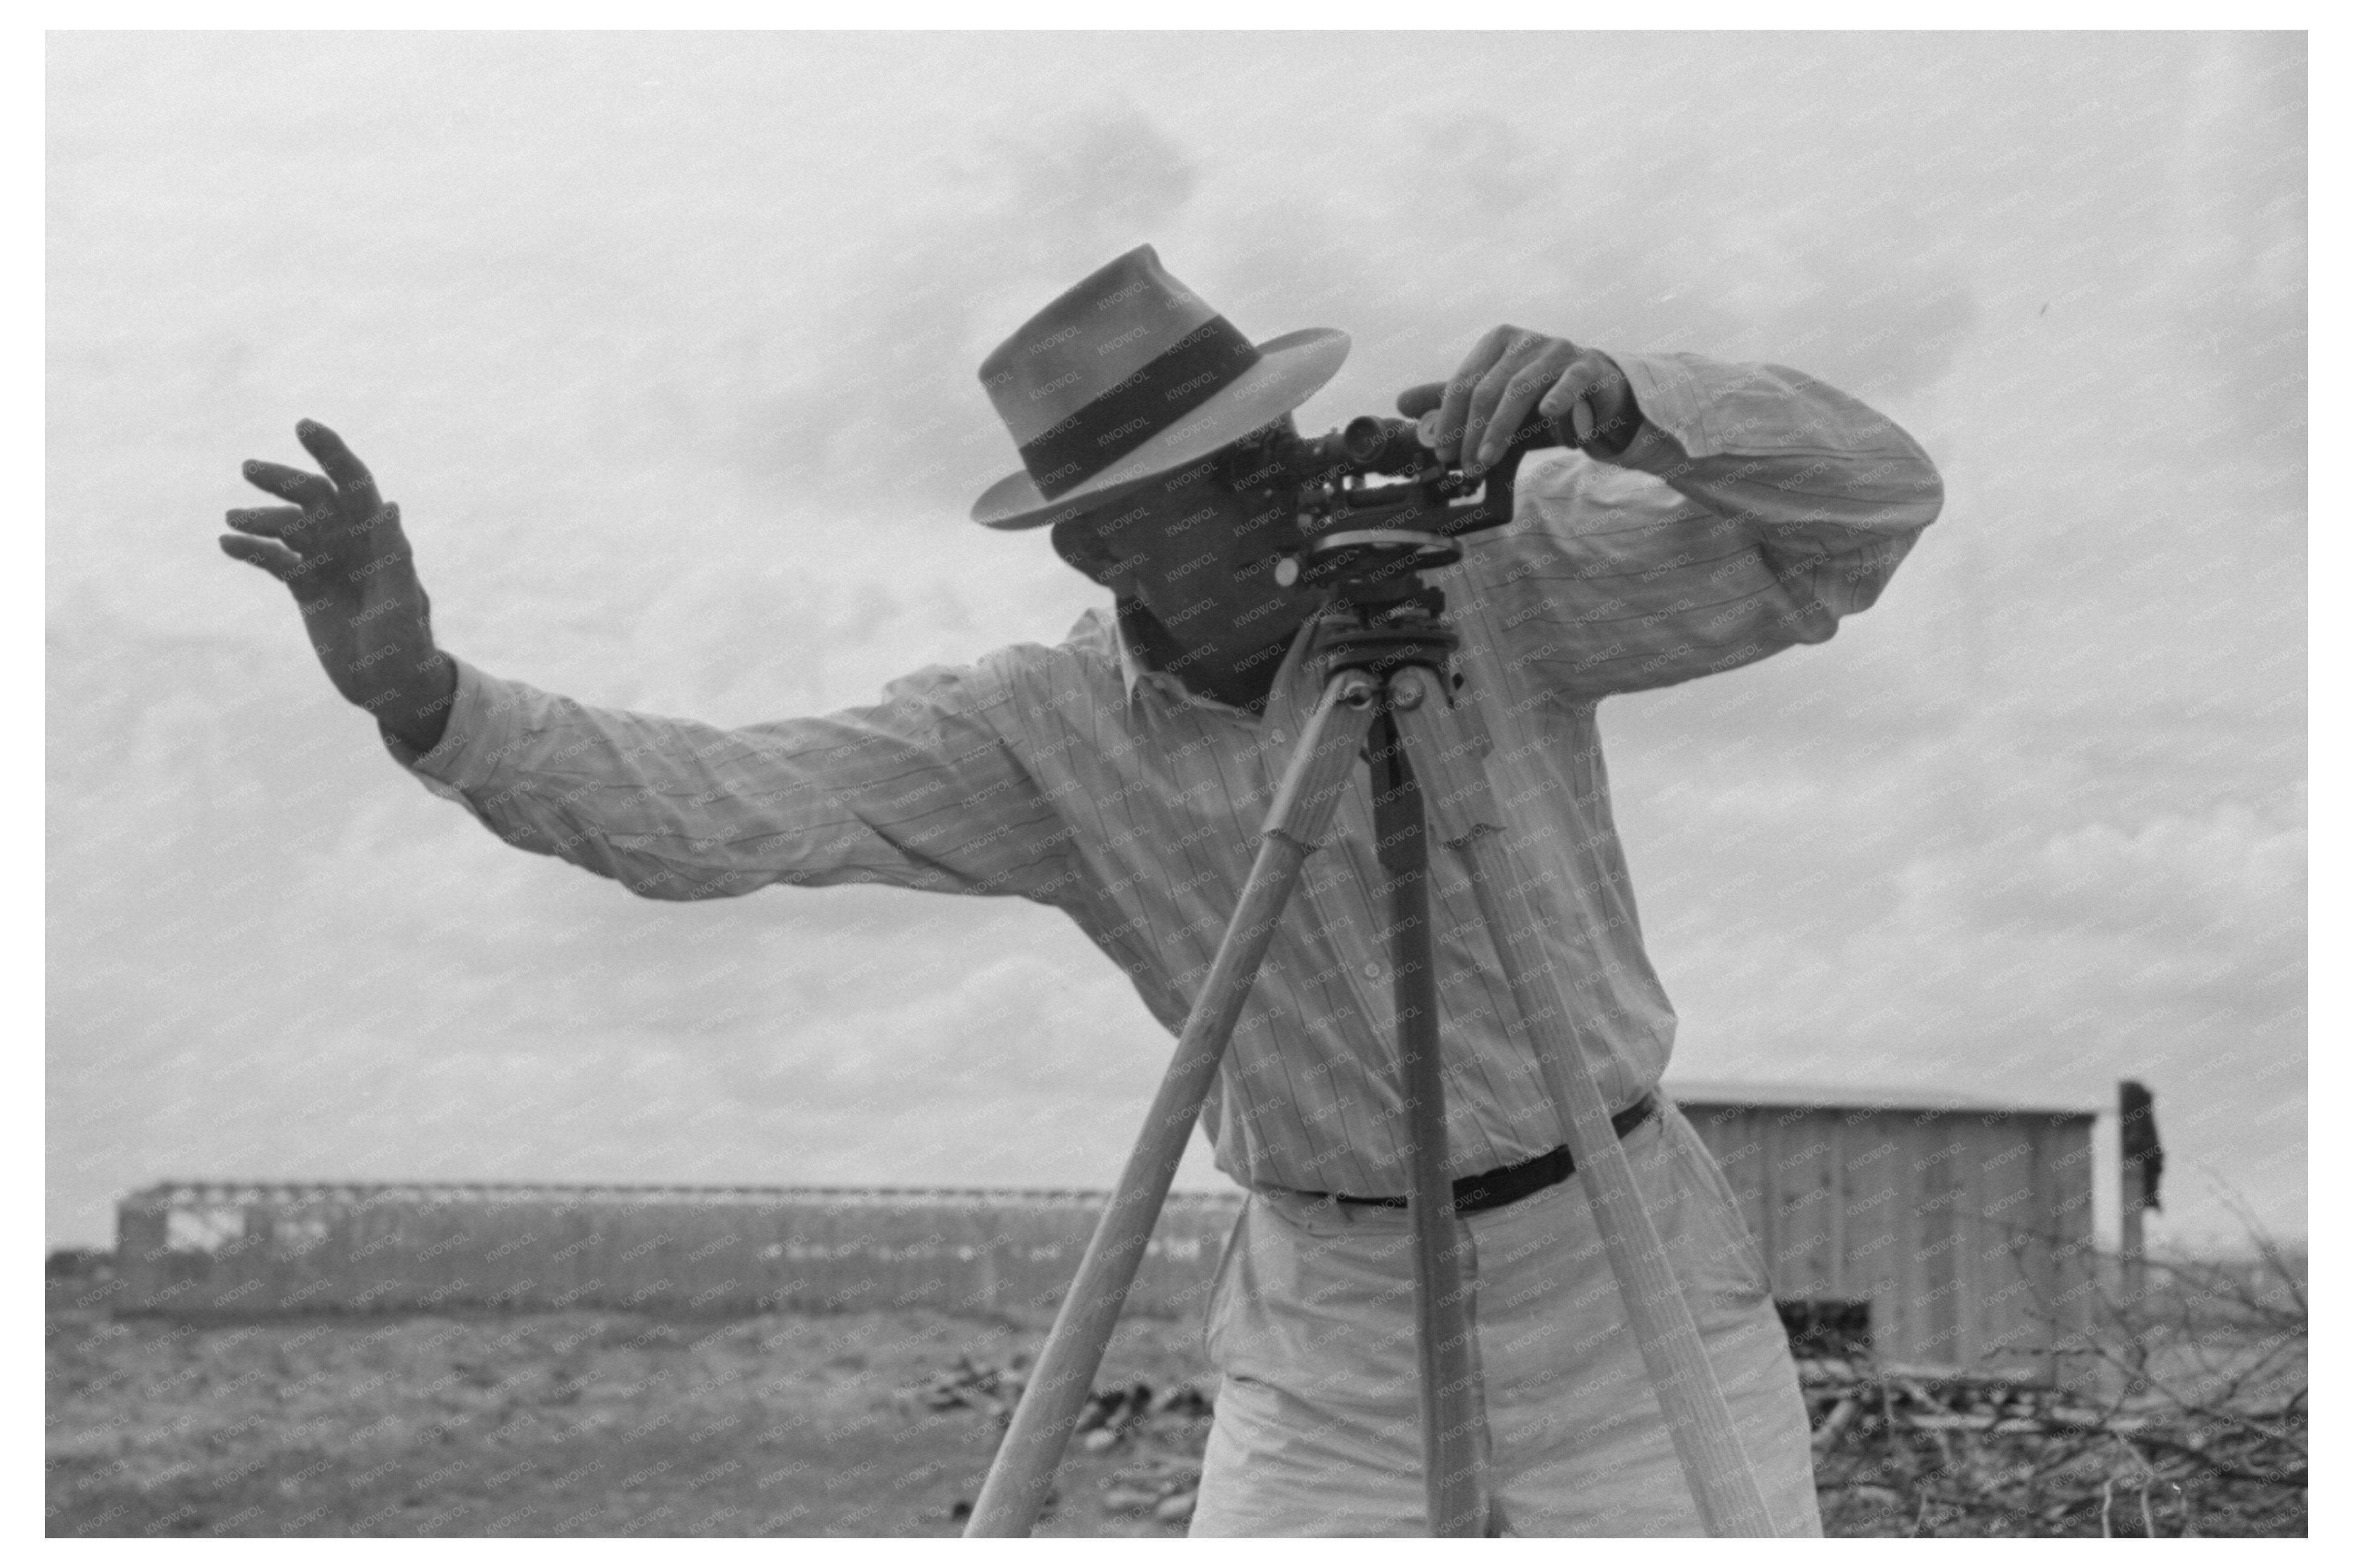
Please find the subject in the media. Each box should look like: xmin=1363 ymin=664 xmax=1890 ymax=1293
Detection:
xmin=1662 ymin=1078 xmax=2102 ymax=1119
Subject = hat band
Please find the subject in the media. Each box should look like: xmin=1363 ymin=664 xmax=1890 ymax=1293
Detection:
xmin=1018 ymin=316 xmax=1261 ymax=500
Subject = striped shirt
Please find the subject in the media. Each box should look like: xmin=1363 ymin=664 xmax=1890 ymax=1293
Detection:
xmin=391 ymin=352 xmax=1942 ymax=1197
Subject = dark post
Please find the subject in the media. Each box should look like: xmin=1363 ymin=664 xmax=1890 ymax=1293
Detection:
xmin=2116 ymin=1079 xmax=2161 ymax=1303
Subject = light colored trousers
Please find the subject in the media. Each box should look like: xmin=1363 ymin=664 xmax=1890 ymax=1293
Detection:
xmin=1189 ymin=1102 xmax=1823 ymax=1536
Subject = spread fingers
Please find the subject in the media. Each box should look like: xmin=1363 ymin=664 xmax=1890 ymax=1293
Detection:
xmin=241 ymin=458 xmax=338 ymax=510
xmin=218 ymin=534 xmax=307 ymax=582
xmin=295 ymin=420 xmax=383 ymax=516
xmin=224 ymin=504 xmax=310 ymax=540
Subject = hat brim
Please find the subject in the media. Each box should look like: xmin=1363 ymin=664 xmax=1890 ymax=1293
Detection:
xmin=970 ymin=327 xmax=1351 ymax=530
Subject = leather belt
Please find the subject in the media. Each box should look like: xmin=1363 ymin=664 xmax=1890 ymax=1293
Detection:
xmin=1308 ymin=1094 xmax=1659 ymax=1217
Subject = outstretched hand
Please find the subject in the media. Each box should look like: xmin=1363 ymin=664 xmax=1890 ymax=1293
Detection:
xmin=221 ymin=420 xmax=455 ymax=752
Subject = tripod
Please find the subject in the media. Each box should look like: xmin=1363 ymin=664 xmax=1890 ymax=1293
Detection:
xmin=963 ymin=438 xmax=1778 ymax=1540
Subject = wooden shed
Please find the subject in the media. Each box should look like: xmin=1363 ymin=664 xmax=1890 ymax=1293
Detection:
xmin=1664 ymin=1079 xmax=2101 ymax=1378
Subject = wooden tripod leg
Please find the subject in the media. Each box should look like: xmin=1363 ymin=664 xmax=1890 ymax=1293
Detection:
xmin=962 ymin=672 xmax=1379 ymax=1538
xmin=1455 ymin=827 xmax=1776 ymax=1536
xmin=1371 ymin=699 xmax=1492 ymax=1536
xmin=1391 ymin=700 xmax=1776 ymax=1538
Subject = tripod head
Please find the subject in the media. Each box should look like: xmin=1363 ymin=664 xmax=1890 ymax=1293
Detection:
xmin=1218 ymin=381 xmax=1591 ymax=616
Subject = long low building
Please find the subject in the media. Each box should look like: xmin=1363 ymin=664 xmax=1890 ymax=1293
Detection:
xmin=111 ymin=1081 xmax=2107 ymax=1377
xmin=112 ymin=1179 xmax=1242 ymax=1322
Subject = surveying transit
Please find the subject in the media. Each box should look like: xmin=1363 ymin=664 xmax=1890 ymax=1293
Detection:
xmin=965 ymin=386 xmax=1776 ymax=1538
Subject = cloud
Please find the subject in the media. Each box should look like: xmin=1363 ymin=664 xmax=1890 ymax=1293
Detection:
xmin=46 ymin=33 xmax=2304 ymax=1252
xmin=740 ymin=99 xmax=1203 ymax=516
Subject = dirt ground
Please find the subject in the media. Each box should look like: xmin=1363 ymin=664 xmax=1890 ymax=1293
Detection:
xmin=45 ymin=1300 xmax=1215 ymax=1538
xmin=47 ymin=1263 xmax=2304 ymax=1538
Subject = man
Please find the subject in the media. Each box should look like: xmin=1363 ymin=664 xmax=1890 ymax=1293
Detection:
xmin=220 ymin=246 xmax=1941 ymax=1535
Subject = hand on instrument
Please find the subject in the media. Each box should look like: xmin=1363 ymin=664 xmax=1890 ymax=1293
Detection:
xmin=1402 ymin=326 xmax=1642 ymax=476
xmin=220 ymin=420 xmax=455 ymax=752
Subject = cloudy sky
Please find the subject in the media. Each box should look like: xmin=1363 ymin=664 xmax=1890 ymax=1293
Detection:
xmin=47 ymin=32 xmax=2303 ymax=1251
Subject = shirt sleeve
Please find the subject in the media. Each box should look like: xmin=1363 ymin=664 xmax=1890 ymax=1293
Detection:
xmin=1463 ymin=351 xmax=1945 ymax=700
xmin=382 ymin=650 xmax=1082 ymax=905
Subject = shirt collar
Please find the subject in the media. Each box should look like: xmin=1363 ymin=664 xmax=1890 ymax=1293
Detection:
xmin=1112 ymin=595 xmax=1149 ymax=703
xmin=1113 ymin=595 xmax=1186 ymax=707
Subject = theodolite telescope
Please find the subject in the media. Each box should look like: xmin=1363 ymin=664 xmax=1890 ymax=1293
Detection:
xmin=1217 ymin=379 xmax=1602 ymax=606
